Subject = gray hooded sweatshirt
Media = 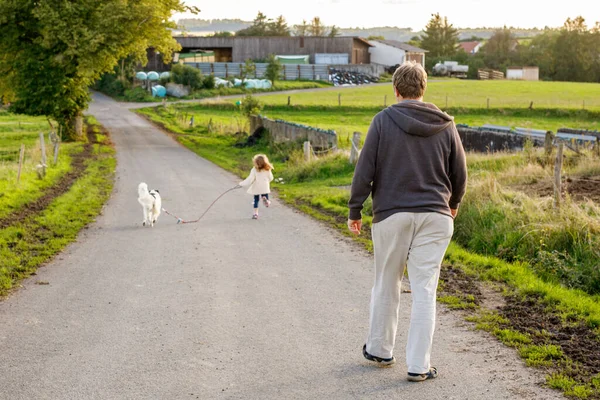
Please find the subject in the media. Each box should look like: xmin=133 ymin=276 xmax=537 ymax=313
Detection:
xmin=348 ymin=100 xmax=467 ymax=223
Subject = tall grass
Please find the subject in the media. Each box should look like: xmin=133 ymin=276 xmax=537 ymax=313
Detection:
xmin=455 ymin=175 xmax=600 ymax=294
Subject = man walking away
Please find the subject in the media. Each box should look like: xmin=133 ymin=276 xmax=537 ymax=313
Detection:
xmin=347 ymin=61 xmax=467 ymax=382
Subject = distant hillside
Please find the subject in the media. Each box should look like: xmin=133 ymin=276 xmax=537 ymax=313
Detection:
xmin=177 ymin=18 xmax=251 ymax=32
xmin=176 ymin=19 xmax=544 ymax=40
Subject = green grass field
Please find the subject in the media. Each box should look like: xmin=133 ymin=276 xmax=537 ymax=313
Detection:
xmin=257 ymin=80 xmax=600 ymax=110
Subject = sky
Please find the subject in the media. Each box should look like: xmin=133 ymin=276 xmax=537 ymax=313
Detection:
xmin=175 ymin=0 xmax=600 ymax=31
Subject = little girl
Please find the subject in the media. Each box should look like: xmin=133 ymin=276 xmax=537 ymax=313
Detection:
xmin=239 ymin=154 xmax=274 ymax=219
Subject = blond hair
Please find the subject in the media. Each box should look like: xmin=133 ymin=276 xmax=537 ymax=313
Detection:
xmin=392 ymin=61 xmax=427 ymax=100
xmin=253 ymin=154 xmax=273 ymax=171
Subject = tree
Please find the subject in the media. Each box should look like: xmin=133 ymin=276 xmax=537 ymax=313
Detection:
xmin=420 ymin=13 xmax=459 ymax=59
xmin=480 ymin=27 xmax=518 ymax=70
xmin=170 ymin=64 xmax=203 ymax=89
xmin=367 ymin=35 xmax=385 ymax=41
xmin=308 ymin=17 xmax=327 ymax=37
xmin=328 ymin=25 xmax=341 ymax=38
xmin=236 ymin=11 xmax=269 ymax=36
xmin=211 ymin=31 xmax=234 ymax=37
xmin=407 ymin=35 xmax=422 ymax=48
xmin=241 ymin=59 xmax=257 ymax=81
xmin=520 ymin=28 xmax=558 ymax=80
xmin=0 ymin=0 xmax=195 ymax=140
xmin=237 ymin=12 xmax=290 ymax=36
xmin=294 ymin=20 xmax=309 ymax=36
xmin=265 ymin=54 xmax=282 ymax=87
xmin=269 ymin=15 xmax=291 ymax=36
xmin=552 ymin=17 xmax=595 ymax=82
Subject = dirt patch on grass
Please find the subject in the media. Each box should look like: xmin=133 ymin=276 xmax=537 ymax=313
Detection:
xmin=439 ymin=264 xmax=484 ymax=307
xmin=0 ymin=124 xmax=102 ymax=230
xmin=501 ymin=294 xmax=600 ymax=381
xmin=513 ymin=176 xmax=600 ymax=202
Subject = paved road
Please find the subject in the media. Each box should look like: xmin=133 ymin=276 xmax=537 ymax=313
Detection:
xmin=0 ymin=92 xmax=562 ymax=399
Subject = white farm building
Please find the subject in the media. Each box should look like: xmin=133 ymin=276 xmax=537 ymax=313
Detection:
xmin=368 ymin=40 xmax=428 ymax=67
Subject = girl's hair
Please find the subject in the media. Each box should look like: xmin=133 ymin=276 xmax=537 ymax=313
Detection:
xmin=253 ymin=154 xmax=273 ymax=171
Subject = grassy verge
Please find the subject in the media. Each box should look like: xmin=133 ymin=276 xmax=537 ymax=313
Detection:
xmin=0 ymin=112 xmax=83 ymax=220
xmin=138 ymin=100 xmax=600 ymax=398
xmin=0 ymin=118 xmax=115 ymax=296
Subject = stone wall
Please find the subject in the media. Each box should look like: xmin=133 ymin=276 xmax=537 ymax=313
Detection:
xmin=249 ymin=116 xmax=337 ymax=150
xmin=457 ymin=127 xmax=545 ymax=152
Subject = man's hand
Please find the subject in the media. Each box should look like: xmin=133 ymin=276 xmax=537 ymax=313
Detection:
xmin=348 ymin=219 xmax=362 ymax=235
xmin=450 ymin=208 xmax=458 ymax=218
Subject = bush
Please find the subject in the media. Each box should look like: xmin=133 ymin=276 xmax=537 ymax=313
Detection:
xmin=170 ymin=64 xmax=203 ymax=89
xmin=241 ymin=94 xmax=262 ymax=117
xmin=94 ymin=73 xmax=129 ymax=97
xmin=203 ymin=74 xmax=216 ymax=90
xmin=265 ymin=54 xmax=282 ymax=87
xmin=123 ymin=87 xmax=153 ymax=102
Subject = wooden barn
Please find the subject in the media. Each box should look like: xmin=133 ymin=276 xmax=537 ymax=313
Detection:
xmin=172 ymin=36 xmax=372 ymax=65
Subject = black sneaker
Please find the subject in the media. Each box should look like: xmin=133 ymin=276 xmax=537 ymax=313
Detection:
xmin=362 ymin=344 xmax=396 ymax=366
xmin=407 ymin=367 xmax=438 ymax=382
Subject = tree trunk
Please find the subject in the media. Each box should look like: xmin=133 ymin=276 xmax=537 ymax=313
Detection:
xmin=61 ymin=113 xmax=84 ymax=142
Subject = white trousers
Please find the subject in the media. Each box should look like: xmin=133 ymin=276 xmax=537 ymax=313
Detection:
xmin=366 ymin=212 xmax=453 ymax=374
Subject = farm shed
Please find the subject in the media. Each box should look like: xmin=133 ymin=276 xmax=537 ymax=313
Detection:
xmin=507 ymin=66 xmax=539 ymax=81
xmin=172 ymin=36 xmax=372 ymax=64
xmin=368 ymin=40 xmax=427 ymax=67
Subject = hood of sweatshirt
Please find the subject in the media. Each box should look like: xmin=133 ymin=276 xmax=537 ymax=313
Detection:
xmin=383 ymin=100 xmax=454 ymax=137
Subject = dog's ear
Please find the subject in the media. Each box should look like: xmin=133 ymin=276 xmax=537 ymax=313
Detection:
xmin=154 ymin=189 xmax=160 ymax=193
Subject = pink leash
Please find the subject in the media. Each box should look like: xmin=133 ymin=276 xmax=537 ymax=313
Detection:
xmin=162 ymin=185 xmax=241 ymax=224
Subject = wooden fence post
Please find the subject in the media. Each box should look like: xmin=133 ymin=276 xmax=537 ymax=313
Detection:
xmin=553 ymin=143 xmax=564 ymax=209
xmin=544 ymin=131 xmax=554 ymax=157
xmin=596 ymin=137 xmax=600 ymax=158
xmin=487 ymin=98 xmax=490 ymax=109
xmin=287 ymin=96 xmax=291 ymax=106
xmin=350 ymin=132 xmax=361 ymax=164
xmin=17 ymin=144 xmax=25 ymax=184
xmin=50 ymin=130 xmax=60 ymax=165
xmin=338 ymin=93 xmax=341 ymax=106
xmin=384 ymin=95 xmax=387 ymax=107
xmin=303 ymin=141 xmax=311 ymax=162
xmin=39 ymin=132 xmax=47 ymax=166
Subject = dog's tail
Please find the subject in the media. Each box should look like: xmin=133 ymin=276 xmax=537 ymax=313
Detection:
xmin=138 ymin=182 xmax=149 ymax=197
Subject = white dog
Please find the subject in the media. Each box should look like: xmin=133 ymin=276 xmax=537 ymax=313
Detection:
xmin=137 ymin=182 xmax=161 ymax=227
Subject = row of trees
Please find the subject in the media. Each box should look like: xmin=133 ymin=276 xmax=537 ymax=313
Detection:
xmin=221 ymin=12 xmax=340 ymax=38
xmin=0 ymin=0 xmax=198 ymax=140
xmin=417 ymin=13 xmax=600 ymax=82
